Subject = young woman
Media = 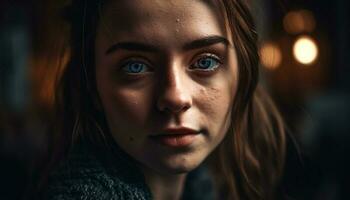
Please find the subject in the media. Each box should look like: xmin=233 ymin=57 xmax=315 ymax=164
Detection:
xmin=40 ymin=0 xmax=286 ymax=199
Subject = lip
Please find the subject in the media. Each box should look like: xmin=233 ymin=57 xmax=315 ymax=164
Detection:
xmin=149 ymin=127 xmax=200 ymax=147
xmin=155 ymin=127 xmax=199 ymax=136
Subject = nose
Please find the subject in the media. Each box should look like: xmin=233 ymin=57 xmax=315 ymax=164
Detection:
xmin=156 ymin=66 xmax=192 ymax=114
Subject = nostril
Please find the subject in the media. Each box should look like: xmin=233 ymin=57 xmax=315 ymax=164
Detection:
xmin=157 ymin=99 xmax=191 ymax=114
xmin=156 ymin=91 xmax=192 ymax=114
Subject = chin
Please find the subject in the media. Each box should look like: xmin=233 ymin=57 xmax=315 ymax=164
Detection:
xmin=166 ymin=165 xmax=195 ymax=174
xmin=154 ymin=156 xmax=204 ymax=175
xmin=156 ymin=165 xmax=195 ymax=176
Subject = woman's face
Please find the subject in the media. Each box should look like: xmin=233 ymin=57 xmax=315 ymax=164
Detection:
xmin=95 ymin=0 xmax=238 ymax=174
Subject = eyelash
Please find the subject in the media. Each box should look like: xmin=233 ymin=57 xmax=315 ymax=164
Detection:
xmin=119 ymin=58 xmax=153 ymax=74
xmin=119 ymin=53 xmax=222 ymax=75
xmin=190 ymin=53 xmax=222 ymax=72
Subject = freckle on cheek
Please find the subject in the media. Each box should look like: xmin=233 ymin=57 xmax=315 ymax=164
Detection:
xmin=209 ymin=87 xmax=221 ymax=101
xmin=199 ymin=88 xmax=219 ymax=115
xmin=129 ymin=137 xmax=134 ymax=142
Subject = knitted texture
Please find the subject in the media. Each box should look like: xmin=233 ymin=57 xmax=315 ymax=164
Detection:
xmin=46 ymin=141 xmax=152 ymax=200
xmin=45 ymin=140 xmax=215 ymax=200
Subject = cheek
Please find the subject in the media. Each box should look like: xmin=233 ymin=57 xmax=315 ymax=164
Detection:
xmin=97 ymin=77 xmax=152 ymax=133
xmin=201 ymin=87 xmax=233 ymax=124
xmin=196 ymin=71 xmax=237 ymax=138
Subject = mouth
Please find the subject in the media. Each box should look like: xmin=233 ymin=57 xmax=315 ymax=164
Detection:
xmin=149 ymin=127 xmax=201 ymax=147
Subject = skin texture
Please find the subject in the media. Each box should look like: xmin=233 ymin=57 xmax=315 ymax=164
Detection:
xmin=95 ymin=0 xmax=238 ymax=199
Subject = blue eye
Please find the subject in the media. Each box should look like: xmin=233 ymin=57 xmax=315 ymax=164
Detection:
xmin=122 ymin=61 xmax=150 ymax=74
xmin=192 ymin=56 xmax=220 ymax=71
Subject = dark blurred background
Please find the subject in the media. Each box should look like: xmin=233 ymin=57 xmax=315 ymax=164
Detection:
xmin=0 ymin=0 xmax=349 ymax=199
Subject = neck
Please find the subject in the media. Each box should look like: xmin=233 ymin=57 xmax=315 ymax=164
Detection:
xmin=141 ymin=166 xmax=187 ymax=200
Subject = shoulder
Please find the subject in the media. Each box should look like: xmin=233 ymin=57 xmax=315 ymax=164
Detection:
xmin=45 ymin=143 xmax=152 ymax=200
xmin=45 ymin=145 xmax=112 ymax=199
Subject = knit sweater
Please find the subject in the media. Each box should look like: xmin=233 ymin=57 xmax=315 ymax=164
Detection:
xmin=45 ymin=140 xmax=215 ymax=200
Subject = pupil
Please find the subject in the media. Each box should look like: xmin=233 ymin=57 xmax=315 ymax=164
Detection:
xmin=200 ymin=59 xmax=211 ymax=68
xmin=131 ymin=63 xmax=142 ymax=72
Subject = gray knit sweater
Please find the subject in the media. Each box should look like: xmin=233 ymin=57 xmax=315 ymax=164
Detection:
xmin=45 ymin=140 xmax=215 ymax=200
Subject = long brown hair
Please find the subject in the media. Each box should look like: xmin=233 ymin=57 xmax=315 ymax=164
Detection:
xmin=41 ymin=0 xmax=286 ymax=199
xmin=207 ymin=1 xmax=286 ymax=199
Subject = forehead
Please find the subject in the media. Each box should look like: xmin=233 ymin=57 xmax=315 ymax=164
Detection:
xmin=97 ymin=0 xmax=230 ymax=47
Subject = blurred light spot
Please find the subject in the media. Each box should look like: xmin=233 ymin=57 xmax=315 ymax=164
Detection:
xmin=260 ymin=42 xmax=282 ymax=70
xmin=283 ymin=10 xmax=316 ymax=34
xmin=293 ymin=36 xmax=318 ymax=65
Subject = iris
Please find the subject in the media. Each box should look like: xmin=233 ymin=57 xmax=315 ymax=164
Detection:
xmin=193 ymin=56 xmax=220 ymax=71
xmin=122 ymin=61 xmax=148 ymax=74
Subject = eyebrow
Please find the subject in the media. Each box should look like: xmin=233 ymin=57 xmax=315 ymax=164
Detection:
xmin=183 ymin=35 xmax=231 ymax=50
xmin=105 ymin=35 xmax=231 ymax=55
